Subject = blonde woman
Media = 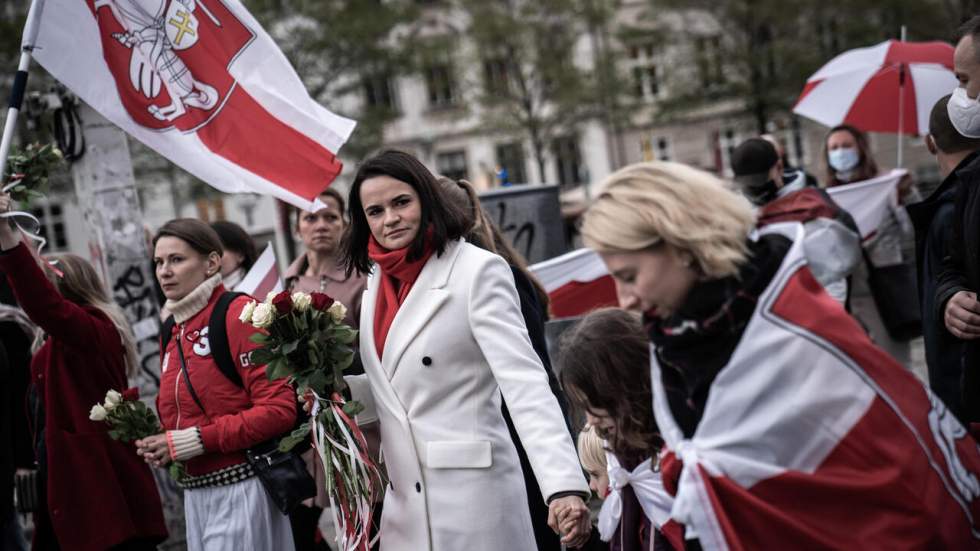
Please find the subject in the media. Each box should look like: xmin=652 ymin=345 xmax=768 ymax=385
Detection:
xmin=579 ymin=162 xmax=980 ymax=548
xmin=0 ymin=192 xmax=167 ymax=550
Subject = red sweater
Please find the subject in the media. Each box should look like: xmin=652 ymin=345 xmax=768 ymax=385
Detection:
xmin=157 ymin=285 xmax=296 ymax=476
xmin=0 ymin=243 xmax=167 ymax=550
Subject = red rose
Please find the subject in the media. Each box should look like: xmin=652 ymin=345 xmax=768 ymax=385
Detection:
xmin=311 ymin=292 xmax=333 ymax=311
xmin=121 ymin=387 xmax=140 ymax=402
xmin=271 ymin=291 xmax=293 ymax=314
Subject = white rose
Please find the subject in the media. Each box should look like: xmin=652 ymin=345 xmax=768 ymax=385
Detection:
xmin=89 ymin=404 xmax=108 ymax=422
xmin=327 ymin=301 xmax=348 ymax=323
xmin=239 ymin=300 xmax=257 ymax=323
xmin=104 ymin=390 xmax=122 ymax=410
xmin=265 ymin=290 xmax=278 ymax=304
xmin=252 ymin=302 xmax=275 ymax=328
xmin=292 ymin=292 xmax=312 ymax=312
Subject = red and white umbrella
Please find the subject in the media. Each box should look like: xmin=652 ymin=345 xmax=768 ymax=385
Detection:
xmin=793 ymin=39 xmax=956 ymax=137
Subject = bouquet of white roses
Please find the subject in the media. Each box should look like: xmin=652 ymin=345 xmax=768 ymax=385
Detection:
xmin=241 ymin=290 xmax=381 ymax=551
xmin=89 ymin=388 xmax=185 ymax=481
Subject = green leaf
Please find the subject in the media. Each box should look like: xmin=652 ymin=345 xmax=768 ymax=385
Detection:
xmin=342 ymin=400 xmax=365 ymax=418
xmin=332 ymin=325 xmax=357 ymax=344
xmin=249 ymin=347 xmax=275 ymax=366
xmin=249 ymin=333 xmax=270 ymax=345
xmin=281 ymin=340 xmax=299 ymax=355
xmin=169 ymin=461 xmax=187 ymax=482
xmin=277 ymin=421 xmax=311 ymax=452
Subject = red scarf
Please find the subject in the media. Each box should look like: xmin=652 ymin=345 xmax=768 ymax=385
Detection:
xmin=368 ymin=233 xmax=434 ymax=359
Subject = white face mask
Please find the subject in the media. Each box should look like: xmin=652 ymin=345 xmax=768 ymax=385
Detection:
xmin=948 ymin=86 xmax=980 ymax=139
xmin=828 ymin=147 xmax=860 ymax=173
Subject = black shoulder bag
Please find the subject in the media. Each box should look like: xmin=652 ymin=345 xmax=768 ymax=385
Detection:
xmin=168 ymin=292 xmax=315 ymax=514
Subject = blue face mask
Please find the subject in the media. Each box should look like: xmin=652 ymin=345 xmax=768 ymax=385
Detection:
xmin=828 ymin=147 xmax=860 ymax=173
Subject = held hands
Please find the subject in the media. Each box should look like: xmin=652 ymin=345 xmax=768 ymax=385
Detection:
xmin=547 ymin=495 xmax=591 ymax=548
xmin=135 ymin=433 xmax=173 ymax=468
xmin=944 ymin=291 xmax=980 ymax=340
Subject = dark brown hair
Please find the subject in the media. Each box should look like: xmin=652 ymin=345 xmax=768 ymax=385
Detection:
xmin=558 ymin=308 xmax=662 ymax=465
xmin=957 ymin=15 xmax=980 ymax=53
xmin=153 ymin=218 xmax=224 ymax=258
xmin=294 ymin=188 xmax=347 ymax=230
xmin=210 ymin=220 xmax=257 ymax=271
xmin=342 ymin=150 xmax=472 ymax=276
xmin=436 ymin=177 xmax=550 ymax=309
xmin=823 ymin=124 xmax=879 ymax=186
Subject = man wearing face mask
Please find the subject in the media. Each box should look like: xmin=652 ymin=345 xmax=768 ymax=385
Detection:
xmin=910 ymin=94 xmax=980 ymax=424
xmin=939 ymin=15 xmax=980 ymax=423
xmin=731 ymin=138 xmax=861 ymax=305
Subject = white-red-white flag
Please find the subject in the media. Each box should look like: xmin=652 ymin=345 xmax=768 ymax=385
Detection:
xmin=31 ymin=0 xmax=355 ymax=209
xmin=530 ymin=248 xmax=618 ymax=318
xmin=234 ymin=242 xmax=281 ymax=299
xmin=826 ymin=168 xmax=906 ymax=238
xmin=653 ymin=223 xmax=980 ymax=549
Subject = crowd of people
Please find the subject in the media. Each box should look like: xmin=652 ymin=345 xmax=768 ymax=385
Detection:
xmin=4 ymin=14 xmax=980 ymax=551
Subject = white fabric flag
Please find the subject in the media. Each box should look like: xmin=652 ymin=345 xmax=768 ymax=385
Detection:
xmin=234 ymin=243 xmax=282 ymax=298
xmin=30 ymin=0 xmax=355 ymax=209
xmin=826 ymin=169 xmax=906 ymax=238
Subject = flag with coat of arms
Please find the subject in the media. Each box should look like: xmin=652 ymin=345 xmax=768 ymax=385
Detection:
xmin=29 ymin=0 xmax=355 ymax=209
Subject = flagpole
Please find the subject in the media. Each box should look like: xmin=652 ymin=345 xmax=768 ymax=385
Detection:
xmin=896 ymin=25 xmax=907 ymax=169
xmin=0 ymin=0 xmax=47 ymax=184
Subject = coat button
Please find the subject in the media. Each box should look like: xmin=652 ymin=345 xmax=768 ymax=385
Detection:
xmin=421 ymin=356 xmax=432 ymax=366
xmin=415 ymin=482 xmax=422 ymax=493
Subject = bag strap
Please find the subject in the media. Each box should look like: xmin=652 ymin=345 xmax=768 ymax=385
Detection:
xmin=174 ymin=330 xmax=209 ymax=420
xmin=160 ymin=315 xmax=175 ymax=355
xmin=208 ymin=292 xmax=247 ymax=388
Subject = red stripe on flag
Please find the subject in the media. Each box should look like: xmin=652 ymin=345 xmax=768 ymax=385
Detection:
xmin=252 ymin=265 xmax=281 ymax=300
xmin=548 ymin=275 xmax=618 ymax=318
xmin=196 ymin=87 xmax=343 ymax=201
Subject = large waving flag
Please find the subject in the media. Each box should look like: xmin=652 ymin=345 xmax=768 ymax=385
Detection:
xmin=530 ymin=248 xmax=618 ymax=318
xmin=30 ymin=0 xmax=355 ymax=209
xmin=826 ymin=168 xmax=906 ymax=238
xmin=654 ymin=224 xmax=980 ymax=549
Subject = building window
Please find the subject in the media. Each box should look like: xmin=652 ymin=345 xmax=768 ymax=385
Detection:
xmin=628 ymin=42 xmax=660 ymax=100
xmin=695 ymin=35 xmax=726 ymax=89
xmin=362 ymin=73 xmax=397 ymax=111
xmin=552 ymin=136 xmax=585 ymax=187
xmin=436 ymin=150 xmax=468 ymax=181
xmin=483 ymin=56 xmax=514 ymax=97
xmin=424 ymin=62 xmax=457 ymax=108
xmin=31 ymin=203 xmax=67 ymax=251
xmin=495 ymin=142 xmax=527 ymax=185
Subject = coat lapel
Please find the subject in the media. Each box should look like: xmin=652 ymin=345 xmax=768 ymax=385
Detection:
xmin=359 ymin=268 xmax=410 ymax=420
xmin=380 ymin=240 xmax=462 ymax=380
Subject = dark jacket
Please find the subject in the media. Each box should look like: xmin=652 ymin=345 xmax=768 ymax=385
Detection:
xmin=936 ymin=153 xmax=980 ymax=421
xmin=0 ymin=243 xmax=168 ymax=551
xmin=908 ymin=152 xmax=978 ymax=422
xmin=502 ymin=265 xmax=571 ymax=551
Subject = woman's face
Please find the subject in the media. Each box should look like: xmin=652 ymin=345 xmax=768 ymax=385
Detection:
xmin=826 ymin=130 xmax=858 ymax=155
xmin=600 ymin=244 xmax=698 ymax=317
xmin=298 ymin=195 xmax=345 ymax=256
xmin=154 ymin=236 xmax=220 ymax=301
xmin=360 ymin=175 xmax=423 ymax=251
xmin=219 ymin=250 xmax=244 ymax=277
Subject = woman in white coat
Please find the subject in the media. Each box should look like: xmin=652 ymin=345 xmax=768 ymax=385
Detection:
xmin=341 ymin=150 xmax=591 ymax=550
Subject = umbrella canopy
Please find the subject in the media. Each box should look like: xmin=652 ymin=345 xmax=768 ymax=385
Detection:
xmin=793 ymin=40 xmax=957 ymax=136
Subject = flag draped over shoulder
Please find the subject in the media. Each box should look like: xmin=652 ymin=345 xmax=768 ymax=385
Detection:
xmin=31 ymin=0 xmax=355 ymax=209
xmin=653 ymin=223 xmax=980 ymax=550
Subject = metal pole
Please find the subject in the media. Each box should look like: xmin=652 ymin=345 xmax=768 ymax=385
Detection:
xmin=0 ymin=0 xmax=47 ymax=181
xmin=897 ymin=25 xmax=907 ymax=168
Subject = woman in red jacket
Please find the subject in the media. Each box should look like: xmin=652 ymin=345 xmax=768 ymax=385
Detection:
xmin=136 ymin=218 xmax=297 ymax=550
xmin=0 ymin=193 xmax=167 ymax=550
